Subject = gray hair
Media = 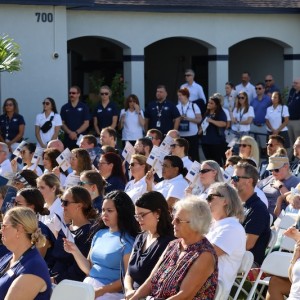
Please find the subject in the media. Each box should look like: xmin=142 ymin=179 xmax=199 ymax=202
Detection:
xmin=0 ymin=142 xmax=9 ymax=156
xmin=202 ymin=160 xmax=224 ymax=182
xmin=185 ymin=69 xmax=195 ymax=76
xmin=209 ymin=182 xmax=244 ymax=222
xmin=174 ymin=196 xmax=212 ymax=235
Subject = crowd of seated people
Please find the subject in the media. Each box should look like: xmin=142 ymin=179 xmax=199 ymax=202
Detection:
xmin=0 ymin=75 xmax=300 ymax=300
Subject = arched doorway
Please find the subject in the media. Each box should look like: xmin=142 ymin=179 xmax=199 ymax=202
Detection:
xmin=144 ymin=37 xmax=210 ymax=104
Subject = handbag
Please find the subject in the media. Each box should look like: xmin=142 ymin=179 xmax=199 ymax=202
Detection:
xmin=281 ymin=106 xmax=284 ymax=124
xmin=40 ymin=116 xmax=54 ymax=133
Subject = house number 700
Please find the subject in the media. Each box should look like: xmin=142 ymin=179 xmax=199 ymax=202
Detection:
xmin=35 ymin=12 xmax=54 ymax=22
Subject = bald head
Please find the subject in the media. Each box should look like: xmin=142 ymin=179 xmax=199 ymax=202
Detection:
xmin=47 ymin=139 xmax=64 ymax=153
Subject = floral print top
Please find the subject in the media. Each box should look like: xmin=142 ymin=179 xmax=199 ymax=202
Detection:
xmin=150 ymin=237 xmax=218 ymax=299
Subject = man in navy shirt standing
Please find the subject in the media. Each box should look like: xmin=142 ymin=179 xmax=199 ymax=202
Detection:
xmin=231 ymin=162 xmax=270 ymax=266
xmin=60 ymin=86 xmax=90 ymax=150
xmin=144 ymin=85 xmax=181 ymax=135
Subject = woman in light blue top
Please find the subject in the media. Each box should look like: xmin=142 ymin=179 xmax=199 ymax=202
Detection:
xmin=64 ymin=190 xmax=140 ymax=300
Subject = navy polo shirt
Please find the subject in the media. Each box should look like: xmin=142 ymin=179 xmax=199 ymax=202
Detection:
xmin=144 ymin=100 xmax=180 ymax=135
xmin=242 ymin=192 xmax=270 ymax=266
xmin=201 ymin=110 xmax=227 ymax=145
xmin=251 ymin=95 xmax=271 ymax=124
xmin=60 ymin=101 xmax=90 ymax=132
xmin=0 ymin=113 xmax=25 ymax=142
xmin=287 ymin=89 xmax=300 ymax=120
xmin=93 ymin=102 xmax=119 ymax=130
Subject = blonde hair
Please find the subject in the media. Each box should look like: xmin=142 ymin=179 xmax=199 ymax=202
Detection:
xmin=240 ymin=135 xmax=260 ymax=166
xmin=6 ymin=207 xmax=46 ymax=248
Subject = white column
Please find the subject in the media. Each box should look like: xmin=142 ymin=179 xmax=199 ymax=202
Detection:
xmin=123 ymin=48 xmax=145 ymax=109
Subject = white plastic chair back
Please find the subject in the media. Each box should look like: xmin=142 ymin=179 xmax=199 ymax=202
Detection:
xmin=278 ymin=213 xmax=298 ymax=230
xmin=279 ymin=235 xmax=296 ymax=252
xmin=232 ymin=251 xmax=254 ymax=300
xmin=246 ymin=251 xmax=293 ymax=300
xmin=266 ymin=229 xmax=278 ymax=255
xmin=50 ymin=279 xmax=95 ymax=300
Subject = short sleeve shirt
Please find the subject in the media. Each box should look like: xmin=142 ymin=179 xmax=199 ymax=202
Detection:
xmin=144 ymin=100 xmax=180 ymax=135
xmin=0 ymin=113 xmax=25 ymax=141
xmin=60 ymin=101 xmax=90 ymax=132
xmin=93 ymin=102 xmax=119 ymax=130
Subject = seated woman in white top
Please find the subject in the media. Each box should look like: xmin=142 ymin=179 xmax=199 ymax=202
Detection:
xmin=186 ymin=160 xmax=224 ymax=200
xmin=170 ymin=138 xmax=193 ymax=171
xmin=37 ymin=173 xmax=64 ymax=238
xmin=125 ymin=154 xmax=150 ymax=203
xmin=146 ymin=155 xmax=189 ymax=212
xmin=206 ymin=182 xmax=246 ymax=298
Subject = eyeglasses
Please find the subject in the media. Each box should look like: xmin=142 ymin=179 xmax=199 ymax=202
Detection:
xmin=269 ymin=168 xmax=280 ymax=173
xmin=145 ymin=136 xmax=153 ymax=140
xmin=42 ymin=101 xmax=50 ymax=105
xmin=206 ymin=193 xmax=224 ymax=203
xmin=266 ymin=143 xmax=276 ymax=147
xmin=5 ymin=103 xmax=13 ymax=106
xmin=185 ymin=74 xmax=192 ymax=77
xmin=265 ymin=79 xmax=272 ymax=82
xmin=170 ymin=144 xmax=180 ymax=148
xmin=78 ymin=181 xmax=93 ymax=186
xmin=129 ymin=162 xmax=141 ymax=167
xmin=0 ymin=223 xmax=13 ymax=230
xmin=61 ymin=200 xmax=76 ymax=207
xmin=239 ymin=144 xmax=250 ymax=148
xmin=162 ymin=164 xmax=173 ymax=168
xmin=255 ymin=87 xmax=263 ymax=90
xmin=134 ymin=211 xmax=152 ymax=221
xmin=69 ymin=92 xmax=77 ymax=95
xmin=199 ymin=169 xmax=214 ymax=174
xmin=238 ymin=96 xmax=245 ymax=100
xmin=231 ymin=175 xmax=250 ymax=182
xmin=100 ymin=93 xmax=109 ymax=96
xmin=172 ymin=217 xmax=190 ymax=225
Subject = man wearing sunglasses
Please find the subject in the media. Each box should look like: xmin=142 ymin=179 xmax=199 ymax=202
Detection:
xmin=231 ymin=162 xmax=270 ymax=267
xmin=60 ymin=86 xmax=90 ymax=150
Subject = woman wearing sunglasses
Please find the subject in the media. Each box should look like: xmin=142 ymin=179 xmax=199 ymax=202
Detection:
xmin=94 ymin=85 xmax=119 ymax=136
xmin=119 ymin=94 xmax=145 ymax=148
xmin=64 ymin=190 xmax=139 ymax=300
xmin=49 ymin=186 xmax=97 ymax=284
xmin=186 ymin=160 xmax=224 ymax=200
xmin=0 ymin=98 xmax=25 ymax=153
xmin=124 ymin=191 xmax=174 ymax=299
xmin=35 ymin=97 xmax=62 ymax=149
xmin=79 ymin=170 xmax=105 ymax=212
xmin=231 ymin=91 xmax=254 ymax=139
xmin=130 ymin=196 xmax=218 ymax=300
xmin=37 ymin=173 xmax=64 ymax=238
xmin=206 ymin=182 xmax=246 ymax=299
xmin=125 ymin=154 xmax=150 ymax=203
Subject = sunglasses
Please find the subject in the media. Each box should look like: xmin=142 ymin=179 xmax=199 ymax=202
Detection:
xmin=266 ymin=143 xmax=277 ymax=147
xmin=5 ymin=103 xmax=13 ymax=106
xmin=185 ymin=74 xmax=192 ymax=77
xmin=78 ymin=181 xmax=93 ymax=186
xmin=61 ymin=200 xmax=76 ymax=207
xmin=269 ymin=169 xmax=280 ymax=173
xmin=129 ymin=162 xmax=141 ymax=167
xmin=170 ymin=144 xmax=180 ymax=148
xmin=42 ymin=101 xmax=50 ymax=105
xmin=100 ymin=92 xmax=109 ymax=96
xmin=206 ymin=193 xmax=224 ymax=203
xmin=265 ymin=79 xmax=272 ymax=82
xmin=231 ymin=175 xmax=250 ymax=182
xmin=69 ymin=92 xmax=77 ymax=95
xmin=172 ymin=217 xmax=190 ymax=225
xmin=199 ymin=169 xmax=214 ymax=174
xmin=239 ymin=144 xmax=250 ymax=148
xmin=255 ymin=87 xmax=263 ymax=90
xmin=238 ymin=96 xmax=245 ymax=100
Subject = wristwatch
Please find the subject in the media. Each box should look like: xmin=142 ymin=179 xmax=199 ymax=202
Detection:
xmin=278 ymin=184 xmax=283 ymax=189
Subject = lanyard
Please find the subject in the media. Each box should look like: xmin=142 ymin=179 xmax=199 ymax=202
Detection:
xmin=238 ymin=108 xmax=245 ymax=122
xmin=181 ymin=102 xmax=190 ymax=116
xmin=156 ymin=101 xmax=166 ymax=118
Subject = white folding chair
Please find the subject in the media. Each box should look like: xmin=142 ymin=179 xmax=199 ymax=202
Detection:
xmin=265 ymin=229 xmax=278 ymax=255
xmin=230 ymin=251 xmax=254 ymax=300
xmin=51 ymin=279 xmax=95 ymax=300
xmin=214 ymin=279 xmax=225 ymax=300
xmin=246 ymin=251 xmax=293 ymax=300
xmin=279 ymin=235 xmax=296 ymax=252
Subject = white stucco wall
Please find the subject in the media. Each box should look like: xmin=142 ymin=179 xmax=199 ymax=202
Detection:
xmin=0 ymin=5 xmax=299 ymax=141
